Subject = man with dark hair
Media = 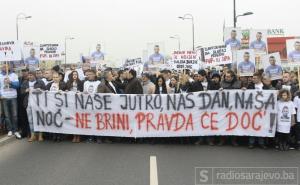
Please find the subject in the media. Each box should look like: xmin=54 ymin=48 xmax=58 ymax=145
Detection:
xmin=42 ymin=69 xmax=53 ymax=86
xmin=188 ymin=70 xmax=204 ymax=92
xmin=247 ymin=72 xmax=267 ymax=149
xmin=250 ymin=32 xmax=267 ymax=51
xmin=114 ymin=70 xmax=127 ymax=94
xmin=35 ymin=69 xmax=43 ymax=80
xmin=97 ymin=70 xmax=118 ymax=144
xmin=0 ymin=65 xmax=21 ymax=139
xmin=276 ymin=72 xmax=298 ymax=98
xmin=161 ymin=69 xmax=171 ymax=86
xmin=220 ymin=70 xmax=241 ymax=90
xmin=20 ymin=70 xmax=46 ymax=141
xmin=142 ymin=73 xmax=155 ymax=94
xmin=18 ymin=68 xmax=30 ymax=137
xmin=219 ymin=70 xmax=241 ymax=146
xmin=98 ymin=70 xmax=118 ymax=94
xmin=125 ymin=69 xmax=143 ymax=94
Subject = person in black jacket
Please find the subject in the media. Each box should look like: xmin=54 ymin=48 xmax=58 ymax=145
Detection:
xmin=20 ymin=71 xmax=46 ymax=142
xmin=154 ymin=75 xmax=168 ymax=94
xmin=66 ymin=71 xmax=84 ymax=93
xmin=206 ymin=73 xmax=221 ymax=146
xmin=208 ymin=73 xmax=221 ymax=91
xmin=219 ymin=70 xmax=241 ymax=146
xmin=18 ymin=68 xmax=29 ymax=137
xmin=246 ymin=73 xmax=267 ymax=149
xmin=188 ymin=70 xmax=204 ymax=93
xmin=46 ymin=72 xmax=67 ymax=92
xmin=169 ymin=76 xmax=181 ymax=93
xmin=113 ymin=69 xmax=127 ymax=94
xmin=46 ymin=72 xmax=67 ymax=142
xmin=66 ymin=70 xmax=84 ymax=143
xmin=125 ymin=69 xmax=143 ymax=94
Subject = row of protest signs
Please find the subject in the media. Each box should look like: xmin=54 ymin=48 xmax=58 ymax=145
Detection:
xmin=0 ymin=41 xmax=64 ymax=62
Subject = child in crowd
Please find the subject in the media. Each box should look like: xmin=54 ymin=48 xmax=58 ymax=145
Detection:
xmin=276 ymin=89 xmax=296 ymax=151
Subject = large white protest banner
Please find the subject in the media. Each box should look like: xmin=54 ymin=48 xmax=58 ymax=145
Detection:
xmin=0 ymin=41 xmax=22 ymax=62
xmin=40 ymin=44 xmax=63 ymax=61
xmin=29 ymin=90 xmax=277 ymax=138
xmin=171 ymin=50 xmax=199 ymax=70
xmin=202 ymin=45 xmax=232 ymax=67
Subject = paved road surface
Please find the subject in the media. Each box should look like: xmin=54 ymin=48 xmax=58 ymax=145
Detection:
xmin=1 ymin=139 xmax=300 ymax=185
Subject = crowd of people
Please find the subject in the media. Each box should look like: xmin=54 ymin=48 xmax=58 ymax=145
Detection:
xmin=0 ymin=56 xmax=299 ymax=152
xmin=0 ymin=43 xmax=299 ymax=152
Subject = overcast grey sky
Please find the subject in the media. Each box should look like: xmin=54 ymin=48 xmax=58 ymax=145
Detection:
xmin=1 ymin=0 xmax=299 ymax=64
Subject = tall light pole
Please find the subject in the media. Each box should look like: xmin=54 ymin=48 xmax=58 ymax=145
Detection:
xmin=233 ymin=0 xmax=253 ymax=28
xmin=64 ymin=36 xmax=75 ymax=69
xmin=170 ymin=35 xmax=181 ymax=51
xmin=178 ymin=14 xmax=194 ymax=51
xmin=16 ymin=13 xmax=32 ymax=40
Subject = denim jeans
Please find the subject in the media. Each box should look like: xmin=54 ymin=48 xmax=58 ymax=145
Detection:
xmin=26 ymin=106 xmax=34 ymax=133
xmin=249 ymin=137 xmax=264 ymax=145
xmin=2 ymin=98 xmax=18 ymax=132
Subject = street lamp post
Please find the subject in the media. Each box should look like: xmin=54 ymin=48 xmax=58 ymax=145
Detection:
xmin=178 ymin=14 xmax=194 ymax=51
xmin=233 ymin=0 xmax=253 ymax=27
xmin=64 ymin=37 xmax=75 ymax=69
xmin=16 ymin=13 xmax=32 ymax=40
xmin=170 ymin=35 xmax=181 ymax=51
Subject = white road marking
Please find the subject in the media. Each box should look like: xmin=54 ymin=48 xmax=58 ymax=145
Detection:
xmin=150 ymin=155 xmax=158 ymax=185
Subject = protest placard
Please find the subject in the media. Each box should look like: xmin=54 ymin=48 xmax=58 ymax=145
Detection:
xmin=40 ymin=44 xmax=63 ymax=61
xmin=224 ymin=27 xmax=242 ymax=50
xmin=237 ymin=49 xmax=256 ymax=76
xmin=29 ymin=90 xmax=277 ymax=137
xmin=261 ymin=52 xmax=282 ymax=80
xmin=123 ymin=58 xmax=143 ymax=76
xmin=23 ymin=41 xmax=40 ymax=60
xmin=0 ymin=41 xmax=22 ymax=62
xmin=171 ymin=50 xmax=199 ymax=70
xmin=202 ymin=45 xmax=232 ymax=67
xmin=249 ymin=29 xmax=268 ymax=54
xmin=286 ymin=39 xmax=300 ymax=65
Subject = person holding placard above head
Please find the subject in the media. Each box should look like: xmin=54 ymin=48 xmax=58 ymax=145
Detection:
xmin=24 ymin=48 xmax=39 ymax=71
xmin=225 ymin=30 xmax=241 ymax=50
xmin=264 ymin=56 xmax=283 ymax=80
xmin=288 ymin=41 xmax=300 ymax=63
xmin=238 ymin=52 xmax=255 ymax=76
xmin=250 ymin=32 xmax=267 ymax=52
xmin=0 ymin=64 xmax=21 ymax=139
xmin=149 ymin=45 xmax=164 ymax=65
